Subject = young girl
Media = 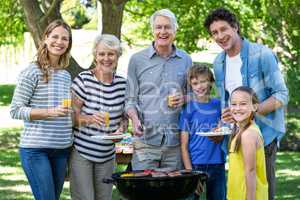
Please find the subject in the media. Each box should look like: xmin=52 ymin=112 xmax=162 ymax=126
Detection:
xmin=10 ymin=20 xmax=73 ymax=200
xmin=227 ymin=86 xmax=268 ymax=200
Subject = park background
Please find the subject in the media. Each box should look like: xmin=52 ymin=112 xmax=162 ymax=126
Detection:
xmin=0 ymin=0 xmax=299 ymax=199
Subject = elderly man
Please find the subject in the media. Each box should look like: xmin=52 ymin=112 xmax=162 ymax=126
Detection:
xmin=125 ymin=9 xmax=192 ymax=170
xmin=204 ymin=8 xmax=288 ymax=200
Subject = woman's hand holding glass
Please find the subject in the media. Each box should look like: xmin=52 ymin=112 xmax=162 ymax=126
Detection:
xmin=47 ymin=105 xmax=70 ymax=117
xmin=88 ymin=112 xmax=110 ymax=127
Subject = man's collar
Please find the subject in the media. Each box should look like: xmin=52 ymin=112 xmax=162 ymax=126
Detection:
xmin=240 ymin=37 xmax=249 ymax=58
xmin=148 ymin=42 xmax=183 ymax=58
xmin=221 ymin=37 xmax=249 ymax=61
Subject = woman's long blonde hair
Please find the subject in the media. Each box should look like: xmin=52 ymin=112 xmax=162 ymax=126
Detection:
xmin=36 ymin=19 xmax=72 ymax=82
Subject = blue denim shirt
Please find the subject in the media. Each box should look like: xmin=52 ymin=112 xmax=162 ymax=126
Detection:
xmin=125 ymin=43 xmax=192 ymax=146
xmin=213 ymin=38 xmax=288 ymax=147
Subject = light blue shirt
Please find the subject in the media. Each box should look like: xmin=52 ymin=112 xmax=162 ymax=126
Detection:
xmin=213 ymin=38 xmax=288 ymax=146
xmin=179 ymin=98 xmax=225 ymax=164
xmin=125 ymin=43 xmax=192 ymax=146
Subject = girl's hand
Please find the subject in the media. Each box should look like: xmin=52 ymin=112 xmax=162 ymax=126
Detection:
xmin=222 ymin=107 xmax=235 ymax=123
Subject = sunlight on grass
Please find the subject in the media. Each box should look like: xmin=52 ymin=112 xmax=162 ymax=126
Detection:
xmin=277 ymin=169 xmax=300 ymax=176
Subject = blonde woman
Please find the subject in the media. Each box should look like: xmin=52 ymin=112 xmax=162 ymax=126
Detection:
xmin=10 ymin=20 xmax=73 ymax=200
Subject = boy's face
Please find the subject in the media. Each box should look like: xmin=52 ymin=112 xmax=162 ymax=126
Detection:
xmin=190 ymin=75 xmax=211 ymax=98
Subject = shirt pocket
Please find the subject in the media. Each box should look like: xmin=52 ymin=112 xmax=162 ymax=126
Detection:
xmin=248 ymin=68 xmax=268 ymax=101
xmin=177 ymin=72 xmax=185 ymax=82
xmin=248 ymin=68 xmax=260 ymax=86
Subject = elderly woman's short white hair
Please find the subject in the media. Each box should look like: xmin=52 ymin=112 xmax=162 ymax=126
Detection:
xmin=150 ymin=9 xmax=178 ymax=32
xmin=93 ymin=34 xmax=122 ymax=57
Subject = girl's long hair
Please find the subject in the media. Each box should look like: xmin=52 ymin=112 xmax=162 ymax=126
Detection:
xmin=228 ymin=86 xmax=259 ymax=152
xmin=36 ymin=19 xmax=72 ymax=82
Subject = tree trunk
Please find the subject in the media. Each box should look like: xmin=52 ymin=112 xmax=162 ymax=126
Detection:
xmin=99 ymin=0 xmax=128 ymax=39
xmin=19 ymin=0 xmax=84 ymax=79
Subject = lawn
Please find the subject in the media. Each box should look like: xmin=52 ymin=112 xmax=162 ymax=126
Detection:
xmin=0 ymin=127 xmax=299 ymax=200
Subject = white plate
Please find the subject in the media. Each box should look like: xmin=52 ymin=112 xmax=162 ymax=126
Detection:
xmin=91 ymin=134 xmax=130 ymax=140
xmin=196 ymin=128 xmax=232 ymax=136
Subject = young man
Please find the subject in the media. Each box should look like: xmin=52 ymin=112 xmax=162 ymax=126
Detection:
xmin=204 ymin=8 xmax=288 ymax=200
xmin=125 ymin=9 xmax=192 ymax=170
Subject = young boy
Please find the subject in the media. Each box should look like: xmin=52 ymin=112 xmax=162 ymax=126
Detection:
xmin=179 ymin=64 xmax=226 ymax=200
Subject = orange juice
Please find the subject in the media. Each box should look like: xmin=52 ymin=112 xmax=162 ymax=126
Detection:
xmin=104 ymin=112 xmax=110 ymax=127
xmin=168 ymin=95 xmax=174 ymax=107
xmin=62 ymin=99 xmax=71 ymax=107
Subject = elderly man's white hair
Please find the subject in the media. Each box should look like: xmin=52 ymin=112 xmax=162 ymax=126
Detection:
xmin=150 ymin=9 xmax=178 ymax=32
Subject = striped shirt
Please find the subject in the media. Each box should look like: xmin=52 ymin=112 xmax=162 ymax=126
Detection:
xmin=10 ymin=63 xmax=73 ymax=149
xmin=72 ymin=70 xmax=126 ymax=162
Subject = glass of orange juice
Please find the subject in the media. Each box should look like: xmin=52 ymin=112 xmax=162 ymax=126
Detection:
xmin=62 ymin=99 xmax=71 ymax=107
xmin=167 ymin=88 xmax=179 ymax=108
xmin=101 ymin=106 xmax=111 ymax=127
xmin=103 ymin=111 xmax=110 ymax=127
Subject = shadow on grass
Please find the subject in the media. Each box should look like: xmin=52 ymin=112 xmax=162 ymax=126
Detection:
xmin=0 ymin=127 xmax=21 ymax=149
xmin=275 ymin=152 xmax=300 ymax=200
xmin=0 ymin=149 xmax=21 ymax=167
xmin=0 ymin=177 xmax=28 ymax=188
xmin=0 ymin=84 xmax=15 ymax=106
xmin=0 ymin=189 xmax=33 ymax=200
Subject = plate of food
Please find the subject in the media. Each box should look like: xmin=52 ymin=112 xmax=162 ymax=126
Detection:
xmin=92 ymin=133 xmax=131 ymax=140
xmin=196 ymin=127 xmax=232 ymax=136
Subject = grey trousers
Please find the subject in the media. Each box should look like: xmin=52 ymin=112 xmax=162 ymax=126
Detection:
xmin=131 ymin=139 xmax=182 ymax=170
xmin=69 ymin=148 xmax=114 ymax=200
xmin=264 ymin=139 xmax=278 ymax=200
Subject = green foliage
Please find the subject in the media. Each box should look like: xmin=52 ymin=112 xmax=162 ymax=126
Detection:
xmin=0 ymin=0 xmax=27 ymax=45
xmin=61 ymin=0 xmax=97 ymax=29
xmin=124 ymin=0 xmax=262 ymax=52
xmin=0 ymin=84 xmax=16 ymax=106
xmin=260 ymin=0 xmax=300 ymax=107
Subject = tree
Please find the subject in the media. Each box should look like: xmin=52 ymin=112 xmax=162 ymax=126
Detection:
xmin=19 ymin=0 xmax=83 ymax=78
xmin=100 ymin=0 xmax=129 ymax=39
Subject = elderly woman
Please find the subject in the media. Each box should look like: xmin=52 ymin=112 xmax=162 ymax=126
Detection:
xmin=10 ymin=20 xmax=73 ymax=200
xmin=70 ymin=34 xmax=127 ymax=200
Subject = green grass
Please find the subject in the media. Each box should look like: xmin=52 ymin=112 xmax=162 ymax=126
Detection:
xmin=0 ymin=84 xmax=15 ymax=106
xmin=0 ymin=127 xmax=299 ymax=200
xmin=281 ymin=112 xmax=300 ymax=151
